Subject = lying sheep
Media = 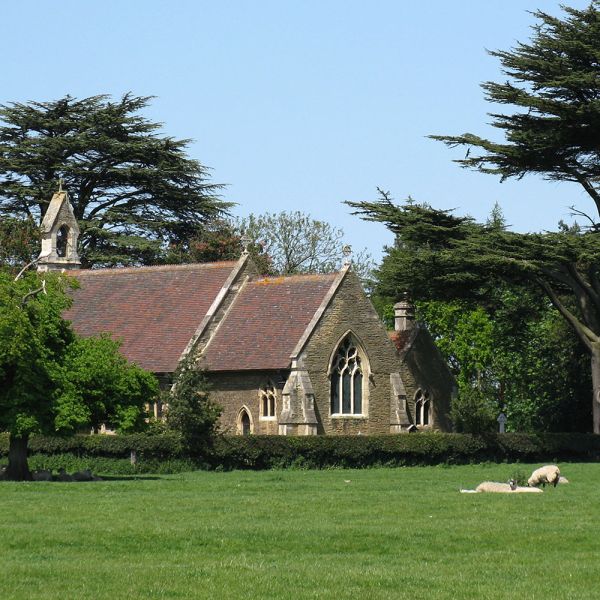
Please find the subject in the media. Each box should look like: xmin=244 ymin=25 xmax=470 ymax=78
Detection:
xmin=528 ymin=465 xmax=560 ymax=488
xmin=460 ymin=479 xmax=543 ymax=494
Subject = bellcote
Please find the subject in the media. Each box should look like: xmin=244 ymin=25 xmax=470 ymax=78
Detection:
xmin=37 ymin=188 xmax=81 ymax=272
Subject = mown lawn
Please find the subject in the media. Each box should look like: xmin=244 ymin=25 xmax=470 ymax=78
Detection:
xmin=0 ymin=463 xmax=598 ymax=599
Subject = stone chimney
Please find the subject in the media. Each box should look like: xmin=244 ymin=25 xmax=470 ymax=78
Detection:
xmin=38 ymin=185 xmax=81 ymax=272
xmin=393 ymin=295 xmax=415 ymax=331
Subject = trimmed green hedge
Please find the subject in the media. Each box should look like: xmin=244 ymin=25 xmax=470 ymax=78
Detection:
xmin=208 ymin=433 xmax=600 ymax=470
xmin=2 ymin=432 xmax=600 ymax=472
xmin=0 ymin=432 xmax=183 ymax=459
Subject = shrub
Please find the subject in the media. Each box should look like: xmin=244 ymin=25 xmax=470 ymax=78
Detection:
xmin=2 ymin=431 xmax=600 ymax=473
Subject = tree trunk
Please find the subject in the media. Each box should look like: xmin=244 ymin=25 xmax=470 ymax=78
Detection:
xmin=4 ymin=435 xmax=32 ymax=481
xmin=592 ymin=347 xmax=600 ymax=435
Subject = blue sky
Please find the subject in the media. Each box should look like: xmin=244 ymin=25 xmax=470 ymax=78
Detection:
xmin=1 ymin=1 xmax=592 ymax=261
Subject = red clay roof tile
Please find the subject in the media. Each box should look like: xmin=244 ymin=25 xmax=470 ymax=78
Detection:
xmin=202 ymin=273 xmax=337 ymax=371
xmin=64 ymin=262 xmax=237 ymax=373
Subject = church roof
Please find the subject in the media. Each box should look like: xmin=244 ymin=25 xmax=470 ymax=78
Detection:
xmin=64 ymin=262 xmax=238 ymax=373
xmin=201 ymin=273 xmax=338 ymax=371
xmin=389 ymin=328 xmax=420 ymax=356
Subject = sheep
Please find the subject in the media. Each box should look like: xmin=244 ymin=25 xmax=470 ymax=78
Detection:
xmin=461 ymin=479 xmax=514 ymax=493
xmin=527 ymin=465 xmax=560 ymax=488
xmin=475 ymin=480 xmax=517 ymax=493
xmin=511 ymin=485 xmax=543 ymax=493
xmin=460 ymin=479 xmax=543 ymax=494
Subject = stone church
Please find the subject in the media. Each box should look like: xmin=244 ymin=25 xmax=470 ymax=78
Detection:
xmin=39 ymin=189 xmax=455 ymax=435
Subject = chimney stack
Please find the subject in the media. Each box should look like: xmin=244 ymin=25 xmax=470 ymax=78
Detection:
xmin=394 ymin=295 xmax=415 ymax=331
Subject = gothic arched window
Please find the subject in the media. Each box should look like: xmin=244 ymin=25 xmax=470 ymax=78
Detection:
xmin=238 ymin=408 xmax=253 ymax=436
xmin=259 ymin=382 xmax=276 ymax=418
xmin=330 ymin=336 xmax=366 ymax=416
xmin=56 ymin=225 xmax=69 ymax=257
xmin=414 ymin=389 xmax=431 ymax=427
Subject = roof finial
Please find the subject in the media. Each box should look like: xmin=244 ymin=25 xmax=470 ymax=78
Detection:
xmin=240 ymin=232 xmax=251 ymax=256
xmin=58 ymin=177 xmax=64 ymax=193
xmin=342 ymin=244 xmax=352 ymax=266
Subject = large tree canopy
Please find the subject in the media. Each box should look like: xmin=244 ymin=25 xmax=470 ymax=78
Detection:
xmin=0 ymin=94 xmax=228 ymax=267
xmin=349 ymin=194 xmax=600 ymax=431
xmin=0 ymin=269 xmax=157 ymax=480
xmin=239 ymin=211 xmax=375 ymax=286
xmin=351 ymin=3 xmax=600 ymax=433
xmin=431 ymin=2 xmax=600 ymax=219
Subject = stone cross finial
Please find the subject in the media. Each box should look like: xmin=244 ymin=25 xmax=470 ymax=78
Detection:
xmin=58 ymin=177 xmax=64 ymax=193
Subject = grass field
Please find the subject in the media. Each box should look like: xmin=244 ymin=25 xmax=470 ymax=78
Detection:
xmin=1 ymin=463 xmax=599 ymax=599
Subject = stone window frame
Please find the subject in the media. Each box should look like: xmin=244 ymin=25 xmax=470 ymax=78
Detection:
xmin=414 ymin=388 xmax=432 ymax=428
xmin=328 ymin=331 xmax=370 ymax=419
xmin=259 ymin=380 xmax=277 ymax=421
xmin=237 ymin=406 xmax=254 ymax=435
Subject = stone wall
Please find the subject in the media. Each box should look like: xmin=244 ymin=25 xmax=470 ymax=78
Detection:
xmin=202 ymin=267 xmax=454 ymax=436
xmin=400 ymin=329 xmax=455 ymax=431
xmin=297 ymin=271 xmax=403 ymax=435
xmin=207 ymin=371 xmax=286 ymax=435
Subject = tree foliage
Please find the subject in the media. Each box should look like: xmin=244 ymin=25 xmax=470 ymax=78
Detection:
xmin=166 ymin=357 xmax=222 ymax=456
xmin=430 ymin=2 xmax=600 ymax=215
xmin=0 ymin=217 xmax=39 ymax=269
xmin=0 ymin=94 xmax=228 ymax=267
xmin=416 ymin=291 xmax=590 ymax=433
xmin=239 ymin=211 xmax=375 ymax=285
xmin=0 ymin=269 xmax=157 ymax=480
xmin=349 ymin=193 xmax=600 ymax=431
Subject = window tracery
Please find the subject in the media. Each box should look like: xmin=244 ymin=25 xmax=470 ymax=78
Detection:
xmin=330 ymin=336 xmax=365 ymax=415
xmin=415 ymin=389 xmax=431 ymax=426
xmin=259 ymin=382 xmax=276 ymax=418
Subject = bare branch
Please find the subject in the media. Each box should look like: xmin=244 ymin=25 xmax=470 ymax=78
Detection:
xmin=14 ymin=253 xmax=50 ymax=281
xmin=537 ymin=277 xmax=599 ymax=349
xmin=568 ymin=205 xmax=599 ymax=230
xmin=21 ymin=279 xmax=47 ymax=307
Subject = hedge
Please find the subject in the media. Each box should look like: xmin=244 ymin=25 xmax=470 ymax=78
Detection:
xmin=0 ymin=432 xmax=183 ymax=459
xmin=1 ymin=432 xmax=600 ymax=472
xmin=208 ymin=433 xmax=600 ymax=470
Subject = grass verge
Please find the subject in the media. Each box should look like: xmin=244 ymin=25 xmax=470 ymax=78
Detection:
xmin=0 ymin=462 xmax=598 ymax=599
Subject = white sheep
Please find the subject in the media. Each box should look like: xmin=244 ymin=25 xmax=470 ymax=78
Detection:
xmin=527 ymin=465 xmax=560 ymax=488
xmin=511 ymin=485 xmax=543 ymax=493
xmin=460 ymin=479 xmax=543 ymax=494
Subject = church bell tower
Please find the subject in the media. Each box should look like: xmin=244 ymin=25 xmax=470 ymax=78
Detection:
xmin=37 ymin=183 xmax=81 ymax=272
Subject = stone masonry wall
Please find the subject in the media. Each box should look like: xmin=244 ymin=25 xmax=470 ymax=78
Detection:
xmin=297 ymin=271 xmax=403 ymax=435
xmin=400 ymin=330 xmax=454 ymax=431
xmin=207 ymin=371 xmax=285 ymax=435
